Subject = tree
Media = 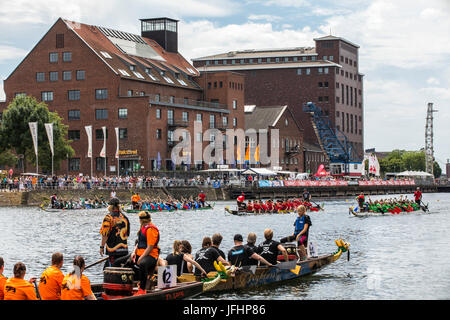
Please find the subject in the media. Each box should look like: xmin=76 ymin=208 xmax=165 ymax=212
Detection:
xmin=433 ymin=162 xmax=442 ymax=178
xmin=0 ymin=95 xmax=74 ymax=173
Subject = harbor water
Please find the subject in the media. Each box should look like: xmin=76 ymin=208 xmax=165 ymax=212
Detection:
xmin=0 ymin=192 xmax=449 ymax=300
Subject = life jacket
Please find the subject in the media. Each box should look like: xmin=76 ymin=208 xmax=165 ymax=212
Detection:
xmin=137 ymin=223 xmax=160 ymax=250
xmin=237 ymin=195 xmax=245 ymax=202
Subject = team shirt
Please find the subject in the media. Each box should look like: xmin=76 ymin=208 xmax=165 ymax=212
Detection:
xmin=3 ymin=277 xmax=37 ymax=300
xmin=0 ymin=274 xmax=7 ymax=300
xmin=38 ymin=265 xmax=64 ymax=300
xmin=255 ymin=240 xmax=281 ymax=265
xmin=99 ymin=211 xmax=130 ymax=257
xmin=227 ymin=245 xmax=255 ymax=266
xmin=61 ymin=273 xmax=93 ymax=300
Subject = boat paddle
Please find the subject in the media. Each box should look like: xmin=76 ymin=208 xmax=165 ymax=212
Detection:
xmin=419 ymin=200 xmax=429 ymax=213
xmin=84 ymin=256 xmax=109 ymax=270
xmin=310 ymin=200 xmax=324 ymax=211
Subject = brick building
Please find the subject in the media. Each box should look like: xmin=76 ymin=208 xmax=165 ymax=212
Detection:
xmin=0 ymin=17 xmax=245 ymax=175
xmin=192 ymin=35 xmax=365 ymax=163
xmin=244 ymin=105 xmax=304 ymax=172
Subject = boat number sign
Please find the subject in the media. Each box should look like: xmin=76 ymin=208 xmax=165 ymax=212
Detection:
xmin=158 ymin=265 xmax=177 ymax=289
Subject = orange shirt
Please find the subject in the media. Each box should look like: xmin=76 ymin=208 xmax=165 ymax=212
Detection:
xmin=61 ymin=273 xmax=93 ymax=300
xmin=136 ymin=224 xmax=159 ymax=258
xmin=3 ymin=277 xmax=37 ymax=300
xmin=38 ymin=265 xmax=64 ymax=300
xmin=0 ymin=274 xmax=7 ymax=300
xmin=131 ymin=195 xmax=141 ymax=202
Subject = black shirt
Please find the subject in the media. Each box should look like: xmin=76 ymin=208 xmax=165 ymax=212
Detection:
xmin=227 ymin=244 xmax=255 ymax=266
xmin=256 ymin=240 xmax=281 ymax=265
xmin=244 ymin=243 xmax=259 ymax=265
xmin=194 ymin=246 xmax=221 ymax=275
xmin=165 ymin=253 xmax=185 ymax=276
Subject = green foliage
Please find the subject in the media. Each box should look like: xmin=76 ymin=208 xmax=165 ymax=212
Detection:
xmin=379 ymin=149 xmax=440 ymax=178
xmin=0 ymin=95 xmax=74 ymax=173
xmin=0 ymin=149 xmax=18 ymax=167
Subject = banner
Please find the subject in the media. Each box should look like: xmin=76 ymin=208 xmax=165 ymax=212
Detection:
xmin=115 ymin=127 xmax=119 ymax=159
xmin=85 ymin=125 xmax=92 ymax=158
xmin=100 ymin=126 xmax=106 ymax=158
xmin=44 ymin=123 xmax=54 ymax=155
xmin=28 ymin=122 xmax=38 ymax=156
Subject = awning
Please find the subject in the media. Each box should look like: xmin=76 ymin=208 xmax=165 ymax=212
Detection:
xmin=241 ymin=168 xmax=276 ymax=176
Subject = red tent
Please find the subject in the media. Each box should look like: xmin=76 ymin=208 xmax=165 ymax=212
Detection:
xmin=314 ymin=164 xmax=329 ymax=177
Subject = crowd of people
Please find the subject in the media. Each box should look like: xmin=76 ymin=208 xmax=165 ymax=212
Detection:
xmin=0 ymin=197 xmax=312 ymax=300
xmin=355 ymin=187 xmax=425 ymax=213
xmin=129 ymin=192 xmax=209 ymax=211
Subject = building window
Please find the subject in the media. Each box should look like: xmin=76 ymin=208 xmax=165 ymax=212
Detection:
xmin=56 ymin=34 xmax=64 ymax=48
xmin=324 ymin=68 xmax=329 ymax=74
xmin=222 ymin=116 xmax=228 ymax=126
xmin=119 ymin=128 xmax=127 ymax=139
xmin=182 ymin=111 xmax=188 ymax=122
xmin=318 ymin=68 xmax=323 ymax=74
xmin=68 ymin=90 xmax=80 ymax=101
xmin=68 ymin=110 xmax=80 ymax=120
xmin=96 ymin=109 xmax=108 ymax=120
xmin=156 ymin=109 xmax=161 ymax=119
xmin=118 ymin=108 xmax=128 ymax=119
xmin=49 ymin=72 xmax=58 ymax=82
xmin=209 ymin=115 xmax=215 ymax=128
xmin=196 ymin=113 xmax=202 ymax=122
xmin=95 ymin=89 xmax=108 ymax=100
xmin=167 ymin=110 xmax=174 ymax=125
xmin=232 ymin=100 xmax=237 ymax=109
xmin=76 ymin=70 xmax=85 ymax=80
xmin=63 ymin=71 xmax=72 ymax=81
xmin=68 ymin=130 xmax=80 ymax=140
xmin=233 ymin=118 xmax=237 ymax=127
xmin=297 ymin=69 xmax=302 ymax=75
xmin=329 ymin=55 xmax=334 ymax=61
xmin=156 ymin=129 xmax=162 ymax=139
xmin=41 ymin=91 xmax=53 ymax=101
xmin=36 ymin=72 xmax=45 ymax=82
xmin=306 ymin=68 xmax=311 ymax=75
xmin=63 ymin=52 xmax=72 ymax=62
xmin=49 ymin=52 xmax=58 ymax=63
xmin=196 ymin=132 xmax=202 ymax=142
xmin=96 ymin=129 xmax=108 ymax=140
xmin=68 ymin=158 xmax=80 ymax=171
xmin=311 ymin=56 xmax=317 ymax=61
xmin=96 ymin=157 xmax=107 ymax=171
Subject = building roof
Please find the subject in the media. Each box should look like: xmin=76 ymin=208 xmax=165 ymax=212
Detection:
xmin=62 ymin=19 xmax=200 ymax=90
xmin=196 ymin=60 xmax=341 ymax=72
xmin=313 ymin=35 xmax=360 ymax=49
xmin=192 ymin=47 xmax=317 ymax=61
xmin=245 ymin=105 xmax=288 ymax=130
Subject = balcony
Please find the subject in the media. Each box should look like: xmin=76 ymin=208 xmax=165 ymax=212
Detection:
xmin=148 ymin=94 xmax=229 ymax=113
xmin=168 ymin=119 xmax=189 ymax=128
xmin=285 ymin=145 xmax=301 ymax=156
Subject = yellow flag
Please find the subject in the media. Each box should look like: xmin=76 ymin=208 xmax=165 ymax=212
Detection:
xmin=254 ymin=144 xmax=260 ymax=163
xmin=236 ymin=144 xmax=241 ymax=163
xmin=245 ymin=144 xmax=250 ymax=162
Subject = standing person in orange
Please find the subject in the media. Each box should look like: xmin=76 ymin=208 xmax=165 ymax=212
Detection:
xmin=131 ymin=192 xmax=141 ymax=209
xmin=38 ymin=252 xmax=64 ymax=300
xmin=61 ymin=256 xmax=96 ymax=300
xmin=3 ymin=262 xmax=37 ymax=300
xmin=131 ymin=211 xmax=160 ymax=295
xmin=0 ymin=257 xmax=7 ymax=300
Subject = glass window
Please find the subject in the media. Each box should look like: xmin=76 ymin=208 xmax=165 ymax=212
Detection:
xmin=222 ymin=116 xmax=228 ymax=126
xmin=297 ymin=69 xmax=302 ymax=75
xmin=182 ymin=111 xmax=188 ymax=122
xmin=68 ymin=90 xmax=80 ymax=101
xmin=68 ymin=158 xmax=80 ymax=171
xmin=68 ymin=130 xmax=80 ymax=140
xmin=156 ymin=109 xmax=161 ymax=119
xmin=96 ymin=109 xmax=108 ymax=120
xmin=36 ymin=72 xmax=45 ymax=82
xmin=167 ymin=110 xmax=173 ymax=124
xmin=119 ymin=128 xmax=127 ymax=139
xmin=196 ymin=113 xmax=202 ymax=122
xmin=232 ymin=100 xmax=237 ymax=109
xmin=41 ymin=91 xmax=53 ymax=101
xmin=68 ymin=110 xmax=80 ymax=120
xmin=233 ymin=118 xmax=237 ymax=127
xmin=76 ymin=70 xmax=85 ymax=80
xmin=63 ymin=52 xmax=72 ymax=62
xmin=96 ymin=129 xmax=108 ymax=140
xmin=156 ymin=129 xmax=162 ymax=139
xmin=49 ymin=72 xmax=58 ymax=82
xmin=118 ymin=108 xmax=128 ymax=119
xmin=95 ymin=89 xmax=108 ymax=100
xmin=49 ymin=53 xmax=58 ymax=63
xmin=63 ymin=71 xmax=72 ymax=81
xmin=209 ymin=115 xmax=215 ymax=128
xmin=306 ymin=68 xmax=311 ymax=75
xmin=96 ymin=157 xmax=107 ymax=171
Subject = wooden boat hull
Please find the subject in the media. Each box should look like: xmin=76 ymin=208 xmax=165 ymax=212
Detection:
xmin=91 ymin=281 xmax=203 ymax=300
xmin=178 ymin=252 xmax=343 ymax=293
xmin=349 ymin=206 xmax=425 ymax=217
xmin=225 ymin=204 xmax=322 ymax=216
xmin=125 ymin=204 xmax=214 ymax=214
xmin=40 ymin=206 xmax=107 ymax=212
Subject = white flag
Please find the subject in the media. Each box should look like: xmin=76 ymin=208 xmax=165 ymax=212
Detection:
xmin=28 ymin=122 xmax=38 ymax=156
xmin=115 ymin=127 xmax=119 ymax=159
xmin=85 ymin=125 xmax=92 ymax=158
xmin=44 ymin=123 xmax=54 ymax=156
xmin=100 ymin=126 xmax=106 ymax=158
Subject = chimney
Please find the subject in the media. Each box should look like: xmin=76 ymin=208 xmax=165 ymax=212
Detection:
xmin=140 ymin=18 xmax=179 ymax=53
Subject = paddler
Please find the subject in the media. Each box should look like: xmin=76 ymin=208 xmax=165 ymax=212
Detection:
xmin=194 ymin=233 xmax=230 ymax=275
xmin=38 ymin=252 xmax=64 ymax=300
xmin=164 ymin=240 xmax=207 ymax=277
xmin=0 ymin=257 xmax=7 ymax=300
xmin=280 ymin=205 xmax=312 ymax=261
xmin=227 ymin=234 xmax=273 ymax=267
xmin=61 ymin=256 xmax=96 ymax=300
xmin=356 ymin=192 xmax=367 ymax=212
xmin=255 ymin=229 xmax=289 ymax=265
xmin=193 ymin=237 xmax=212 ymax=276
xmin=131 ymin=211 xmax=160 ymax=295
xmin=50 ymin=193 xmax=58 ymax=208
xmin=99 ymin=198 xmax=130 ymax=269
xmin=3 ymin=262 xmax=37 ymax=300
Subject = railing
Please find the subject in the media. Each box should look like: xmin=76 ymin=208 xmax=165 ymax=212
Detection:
xmin=148 ymin=94 xmax=228 ymax=110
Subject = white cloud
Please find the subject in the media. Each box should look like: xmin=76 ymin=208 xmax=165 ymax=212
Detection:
xmin=246 ymin=0 xmax=310 ymax=7
xmin=426 ymin=77 xmax=440 ymax=86
xmin=0 ymin=45 xmax=28 ymax=63
xmin=248 ymin=14 xmax=282 ymax=22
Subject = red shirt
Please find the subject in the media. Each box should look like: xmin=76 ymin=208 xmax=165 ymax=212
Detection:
xmin=414 ymin=191 xmax=422 ymax=201
xmin=198 ymin=193 xmax=206 ymax=201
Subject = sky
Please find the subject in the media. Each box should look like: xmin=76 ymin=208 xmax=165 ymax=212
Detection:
xmin=0 ymin=0 xmax=449 ymax=172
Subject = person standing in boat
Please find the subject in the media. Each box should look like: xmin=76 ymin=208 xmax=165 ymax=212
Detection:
xmin=198 ymin=191 xmax=206 ymax=208
xmin=302 ymin=189 xmax=311 ymax=203
xmin=38 ymin=252 xmax=64 ymax=300
xmin=280 ymin=205 xmax=312 ymax=261
xmin=99 ymin=198 xmax=130 ymax=269
xmin=228 ymin=234 xmax=273 ymax=267
xmin=131 ymin=192 xmax=141 ymax=210
xmin=50 ymin=193 xmax=58 ymax=208
xmin=236 ymin=193 xmax=246 ymax=210
xmin=356 ymin=192 xmax=368 ymax=212
xmin=414 ymin=187 xmax=422 ymax=206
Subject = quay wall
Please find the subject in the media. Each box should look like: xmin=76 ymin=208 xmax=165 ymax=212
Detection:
xmin=0 ymin=184 xmax=438 ymax=207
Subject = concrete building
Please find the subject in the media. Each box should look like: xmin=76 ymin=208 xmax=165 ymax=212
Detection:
xmin=192 ymin=35 xmax=365 ymax=163
xmin=0 ymin=17 xmax=245 ymax=175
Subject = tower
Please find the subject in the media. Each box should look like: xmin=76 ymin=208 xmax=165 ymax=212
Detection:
xmin=425 ymin=102 xmax=438 ymax=175
xmin=140 ymin=18 xmax=179 ymax=53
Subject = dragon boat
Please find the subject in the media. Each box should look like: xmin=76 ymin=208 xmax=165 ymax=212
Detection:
xmin=224 ymin=202 xmax=323 ymax=216
xmin=177 ymin=239 xmax=349 ymax=294
xmin=349 ymin=203 xmax=429 ymax=217
xmin=124 ymin=203 xmax=215 ymax=214
xmin=39 ymin=203 xmax=108 ymax=212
